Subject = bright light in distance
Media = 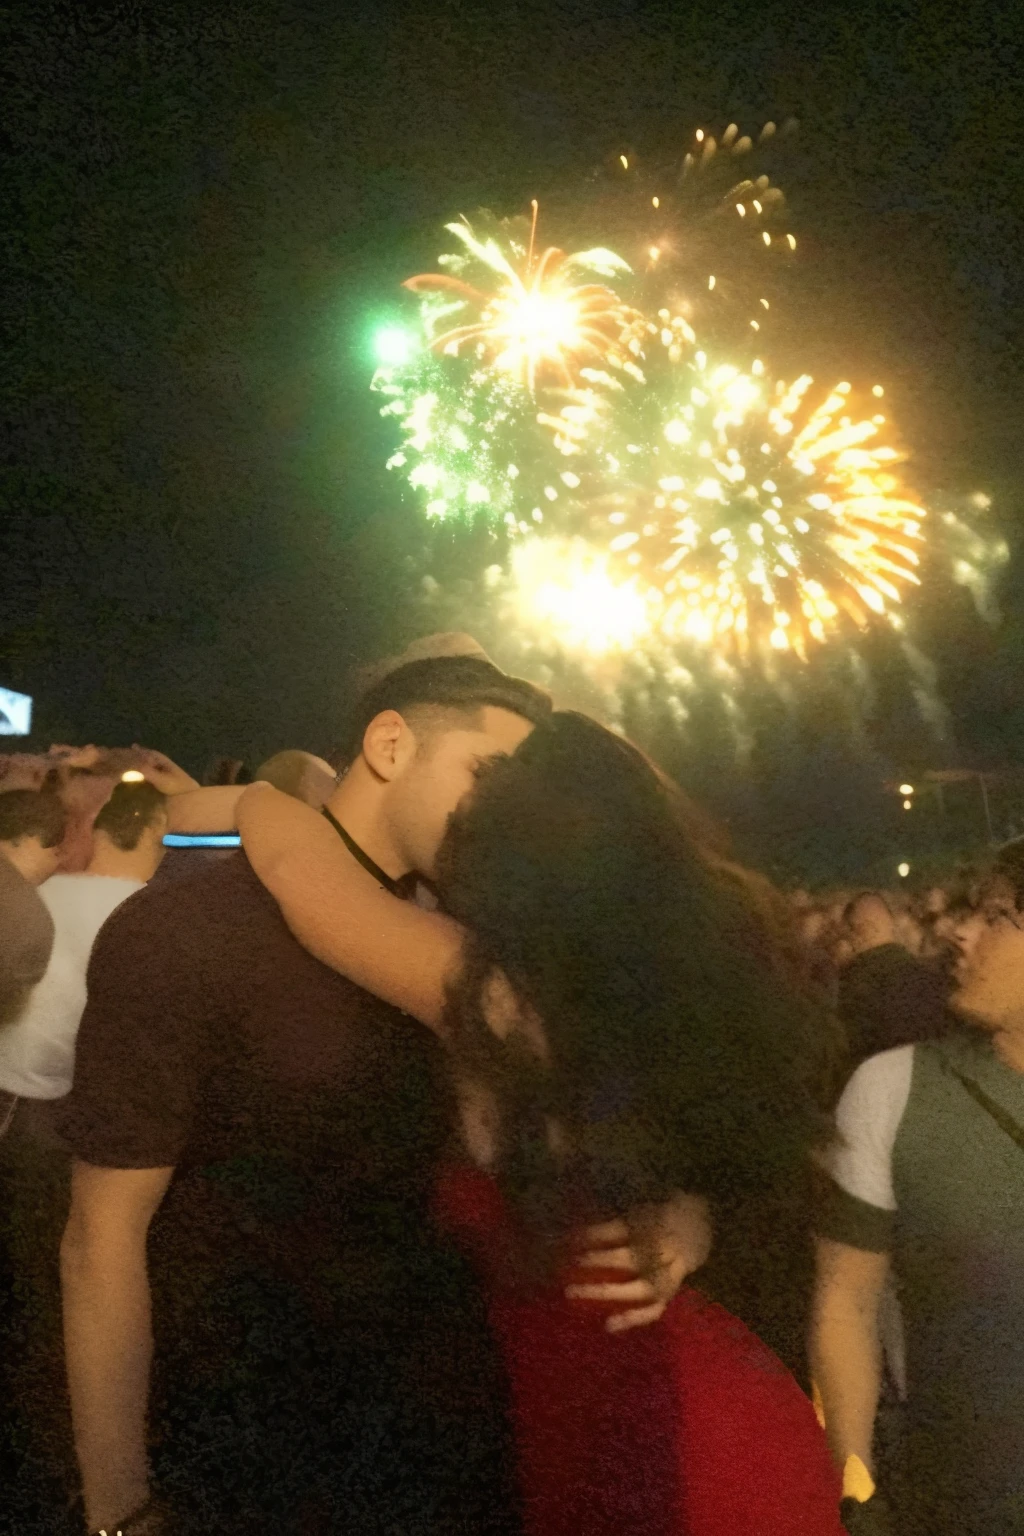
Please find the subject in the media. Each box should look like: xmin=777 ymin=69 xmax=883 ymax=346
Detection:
xmin=897 ymin=862 xmax=910 ymax=878
xmin=373 ymin=325 xmax=414 ymax=368
xmin=121 ymin=770 xmax=146 ymax=783
xmin=899 ymin=783 xmax=914 ymax=796
xmin=903 ymin=798 xmax=913 ymax=810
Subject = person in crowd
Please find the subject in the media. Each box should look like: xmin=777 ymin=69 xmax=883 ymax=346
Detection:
xmin=0 ymin=745 xmax=197 ymax=874
xmin=0 ymin=790 xmax=65 ymax=1043
xmin=0 ymin=781 xmax=168 ymax=1107
xmin=252 ymin=749 xmax=337 ymax=808
xmin=928 ymin=882 xmax=984 ymax=982
xmin=153 ymin=749 xmax=336 ymax=884
xmin=836 ymin=891 xmax=951 ymax=1068
xmin=58 ymin=645 xmax=712 ymax=1536
xmin=0 ymin=788 xmax=67 ymax=1530
xmin=238 ymin=708 xmax=849 ymax=1535
xmin=201 ymin=755 xmax=252 ymax=786
xmin=810 ymin=838 xmax=1024 ymax=1536
xmin=0 ymin=782 xmax=168 ymax=1535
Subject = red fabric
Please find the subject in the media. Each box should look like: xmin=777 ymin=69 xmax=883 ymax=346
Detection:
xmin=434 ymin=1165 xmax=844 ymax=1536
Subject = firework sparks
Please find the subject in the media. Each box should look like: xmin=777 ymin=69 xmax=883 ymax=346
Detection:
xmin=404 ymin=204 xmax=643 ymax=393
xmin=567 ymin=123 xmax=800 ymax=353
xmin=373 ymin=350 xmax=541 ymax=527
xmin=544 ymin=334 xmax=928 ymax=659
xmin=505 ymin=536 xmax=656 ymax=655
xmin=371 ymin=151 xmax=1006 ymax=699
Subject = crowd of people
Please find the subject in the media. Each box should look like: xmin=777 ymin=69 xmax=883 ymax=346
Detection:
xmin=0 ymin=634 xmax=1021 ymax=1536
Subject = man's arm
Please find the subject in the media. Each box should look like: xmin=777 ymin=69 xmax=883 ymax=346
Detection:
xmin=808 ymin=1236 xmax=890 ymax=1476
xmin=61 ymin=1159 xmax=174 ymax=1533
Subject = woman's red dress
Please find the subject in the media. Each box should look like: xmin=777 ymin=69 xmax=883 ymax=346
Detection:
xmin=435 ymin=1165 xmax=844 ymax=1536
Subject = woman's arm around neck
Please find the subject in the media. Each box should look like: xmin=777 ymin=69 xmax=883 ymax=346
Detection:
xmin=237 ymin=782 xmax=463 ymax=1033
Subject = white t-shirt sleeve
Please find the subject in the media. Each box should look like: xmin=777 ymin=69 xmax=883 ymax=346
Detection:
xmin=819 ymin=1045 xmax=915 ymax=1211
xmin=0 ymin=876 xmax=143 ymax=1099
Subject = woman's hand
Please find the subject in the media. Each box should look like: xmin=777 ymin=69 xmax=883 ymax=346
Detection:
xmin=564 ymin=1192 xmax=713 ymax=1333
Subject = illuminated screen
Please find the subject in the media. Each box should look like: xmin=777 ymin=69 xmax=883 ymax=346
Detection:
xmin=0 ymin=687 xmax=32 ymax=736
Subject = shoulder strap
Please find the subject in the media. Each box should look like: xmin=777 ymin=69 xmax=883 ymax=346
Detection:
xmin=942 ymin=1060 xmax=1024 ymax=1156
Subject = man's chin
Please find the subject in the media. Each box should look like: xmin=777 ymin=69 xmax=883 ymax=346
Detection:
xmin=949 ymin=990 xmax=996 ymax=1034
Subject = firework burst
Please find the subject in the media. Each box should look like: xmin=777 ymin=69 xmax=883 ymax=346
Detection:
xmin=404 ymin=203 xmax=643 ymax=393
xmin=371 ymin=128 xmax=1005 ymax=706
xmin=565 ymin=123 xmax=800 ymax=351
xmin=552 ymin=341 xmax=927 ymax=660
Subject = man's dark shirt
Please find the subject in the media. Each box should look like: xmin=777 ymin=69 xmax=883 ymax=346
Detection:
xmin=58 ymin=852 xmax=518 ymax=1532
xmin=837 ymin=942 xmax=952 ymax=1069
xmin=60 ymin=853 xmax=451 ymax=1260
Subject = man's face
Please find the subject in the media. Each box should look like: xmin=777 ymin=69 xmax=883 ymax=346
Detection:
xmin=950 ymin=877 xmax=1024 ymax=1034
xmin=389 ymin=706 xmax=535 ymax=877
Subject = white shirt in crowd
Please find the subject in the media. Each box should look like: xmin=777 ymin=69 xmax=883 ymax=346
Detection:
xmin=0 ymin=873 xmax=143 ymax=1099
xmin=819 ymin=1045 xmax=915 ymax=1401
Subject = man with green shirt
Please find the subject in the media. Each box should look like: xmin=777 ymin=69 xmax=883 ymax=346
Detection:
xmin=811 ymin=840 xmax=1024 ymax=1535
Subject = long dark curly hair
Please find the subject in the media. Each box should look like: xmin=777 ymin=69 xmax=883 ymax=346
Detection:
xmin=435 ymin=711 xmax=842 ymax=1278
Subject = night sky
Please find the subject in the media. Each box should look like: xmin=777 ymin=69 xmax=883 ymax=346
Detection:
xmin=4 ymin=0 xmax=1024 ymax=872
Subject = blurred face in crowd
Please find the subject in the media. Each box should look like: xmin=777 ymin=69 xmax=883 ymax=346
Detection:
xmin=799 ymin=910 xmax=825 ymax=948
xmin=844 ymin=893 xmax=896 ymax=957
xmin=933 ymin=904 xmax=980 ymax=958
xmin=894 ymin=909 xmax=923 ymax=956
xmin=951 ymin=877 xmax=1024 ymax=1064
xmin=367 ymin=706 xmax=535 ymax=878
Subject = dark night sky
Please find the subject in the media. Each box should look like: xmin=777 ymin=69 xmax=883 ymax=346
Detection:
xmin=4 ymin=0 xmax=1024 ymax=825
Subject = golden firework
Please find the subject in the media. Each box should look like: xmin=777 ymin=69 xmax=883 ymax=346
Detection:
xmin=567 ymin=344 xmax=926 ymax=660
xmin=404 ymin=203 xmax=644 ymax=394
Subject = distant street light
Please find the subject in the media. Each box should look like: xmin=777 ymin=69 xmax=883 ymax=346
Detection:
xmin=897 ymin=862 xmax=910 ymax=878
xmin=899 ymin=783 xmax=914 ymax=796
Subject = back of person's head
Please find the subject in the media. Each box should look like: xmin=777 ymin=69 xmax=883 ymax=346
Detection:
xmin=0 ymin=788 xmax=66 ymax=848
xmin=433 ymin=710 xmax=839 ymax=1259
xmin=253 ymin=750 xmax=337 ymax=808
xmin=93 ymin=781 xmax=168 ymax=853
xmin=335 ymin=655 xmax=552 ymax=770
xmin=0 ymin=788 xmax=66 ymax=883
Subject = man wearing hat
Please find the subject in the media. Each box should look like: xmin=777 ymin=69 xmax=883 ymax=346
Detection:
xmin=59 ymin=636 xmax=546 ymax=1536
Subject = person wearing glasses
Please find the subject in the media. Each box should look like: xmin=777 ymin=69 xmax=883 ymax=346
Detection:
xmin=810 ymin=840 xmax=1024 ymax=1535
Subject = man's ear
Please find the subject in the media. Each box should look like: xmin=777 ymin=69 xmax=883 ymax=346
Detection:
xmin=361 ymin=710 xmax=416 ymax=783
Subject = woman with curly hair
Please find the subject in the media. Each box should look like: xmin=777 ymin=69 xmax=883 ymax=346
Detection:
xmin=239 ymin=711 xmax=846 ymax=1535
